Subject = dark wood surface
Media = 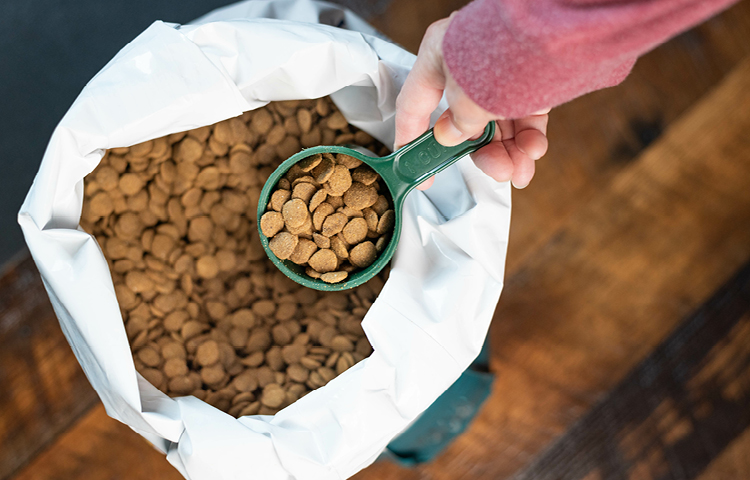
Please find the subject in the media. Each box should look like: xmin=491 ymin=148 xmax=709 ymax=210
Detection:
xmin=4 ymin=1 xmax=750 ymax=479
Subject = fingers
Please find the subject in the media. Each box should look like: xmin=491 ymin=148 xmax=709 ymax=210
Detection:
xmin=394 ymin=19 xmax=451 ymax=149
xmin=433 ymin=72 xmax=496 ymax=147
xmin=395 ymin=15 xmax=551 ymax=191
xmin=514 ymin=113 xmax=549 ymax=160
xmin=416 ymin=176 xmax=435 ymax=191
xmin=470 ymin=112 xmax=549 ymax=189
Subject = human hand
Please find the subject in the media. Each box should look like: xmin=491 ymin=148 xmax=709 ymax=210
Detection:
xmin=395 ymin=17 xmax=550 ymax=190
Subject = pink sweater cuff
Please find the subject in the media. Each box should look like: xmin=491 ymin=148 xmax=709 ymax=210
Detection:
xmin=443 ymin=0 xmax=736 ymax=119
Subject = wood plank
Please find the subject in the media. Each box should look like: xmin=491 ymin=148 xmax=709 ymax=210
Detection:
xmin=7 ymin=4 xmax=750 ymax=480
xmin=695 ymin=427 xmax=750 ymax=480
xmin=0 ymin=254 xmax=98 ymax=480
xmin=501 ymin=267 xmax=750 ymax=479
xmin=508 ymin=1 xmax=750 ymax=273
xmin=368 ymin=0 xmax=471 ymax=53
xmin=12 ymin=405 xmax=182 ymax=480
xmin=354 ymin=55 xmax=750 ymax=479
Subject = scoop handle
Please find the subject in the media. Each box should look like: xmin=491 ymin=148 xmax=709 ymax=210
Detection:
xmin=376 ymin=122 xmax=496 ymax=201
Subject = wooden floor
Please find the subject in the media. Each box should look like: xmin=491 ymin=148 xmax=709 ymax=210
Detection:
xmin=3 ymin=1 xmax=750 ymax=479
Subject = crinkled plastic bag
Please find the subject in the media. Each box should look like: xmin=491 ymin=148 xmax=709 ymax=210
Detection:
xmin=17 ymin=1 xmax=511 ymax=478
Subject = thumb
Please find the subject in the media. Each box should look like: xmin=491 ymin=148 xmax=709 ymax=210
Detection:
xmin=434 ymin=70 xmax=496 ymax=146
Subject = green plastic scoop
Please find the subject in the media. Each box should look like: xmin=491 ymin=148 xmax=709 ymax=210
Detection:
xmin=257 ymin=121 xmax=496 ymax=291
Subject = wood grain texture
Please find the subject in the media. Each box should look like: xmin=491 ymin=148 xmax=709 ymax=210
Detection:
xmin=354 ymin=55 xmax=750 ymax=480
xmin=0 ymin=254 xmax=98 ymax=480
xmin=507 ymin=0 xmax=750 ymax=274
xmin=696 ymin=428 xmax=750 ymax=480
xmin=12 ymin=405 xmax=182 ymax=480
xmin=6 ymin=3 xmax=750 ymax=480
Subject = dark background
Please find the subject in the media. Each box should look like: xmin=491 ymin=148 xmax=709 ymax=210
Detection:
xmin=0 ymin=0 xmax=387 ymax=271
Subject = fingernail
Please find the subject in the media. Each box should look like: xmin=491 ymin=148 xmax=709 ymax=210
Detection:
xmin=511 ymin=179 xmax=529 ymax=189
xmin=516 ymin=141 xmax=543 ymax=160
xmin=434 ymin=116 xmax=464 ymax=146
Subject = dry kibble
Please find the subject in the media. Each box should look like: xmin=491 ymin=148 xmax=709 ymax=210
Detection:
xmin=371 ymin=195 xmax=389 ymax=215
xmin=327 ymin=195 xmax=344 ymax=209
xmin=325 ymin=165 xmax=352 ymax=196
xmin=342 ymin=218 xmax=368 ymax=244
xmin=137 ymin=346 xmax=161 ymax=367
xmin=251 ymin=108 xmax=273 ymax=134
xmin=125 ymin=271 xmax=154 ymax=293
xmin=350 ymin=241 xmax=377 ymax=268
xmin=261 ymin=384 xmax=286 ymax=408
xmin=312 ymin=203 xmax=334 ymax=231
xmin=311 ymin=155 xmax=335 ymax=183
xmin=141 ymin=368 xmax=165 ymax=388
xmin=206 ymin=301 xmax=228 ymax=321
xmin=231 ymin=309 xmax=257 ymax=329
xmin=119 ymin=173 xmax=144 ymax=196
xmin=287 ymin=363 xmax=309 ymax=383
xmin=297 ymin=109 xmax=313 ymax=133
xmin=308 ymin=190 xmax=327 ymax=212
xmin=116 ymin=212 xmax=143 ymax=239
xmin=281 ymin=198 xmax=309 ymax=229
xmin=265 ymin=347 xmax=285 ymax=371
xmin=196 ymin=340 xmax=221 ymax=366
xmin=330 ymin=236 xmax=349 ymax=260
xmin=272 ymin=324 xmax=292 ymax=345
xmin=162 ymin=341 xmax=186 ymax=359
xmin=164 ymin=310 xmax=189 ymax=332
xmin=281 ymin=344 xmax=307 ymax=364
xmin=260 ymin=212 xmax=285 ymax=237
xmin=164 ymin=358 xmax=189 ymax=378
xmin=201 ymin=364 xmax=226 ymax=386
xmin=308 ymin=249 xmax=338 ymax=273
xmin=115 ymin=284 xmax=138 ymax=310
xmin=330 ymin=335 xmax=354 ymax=352
xmin=233 ymin=370 xmax=259 ymax=392
xmin=266 ymin=125 xmax=286 ymax=145
xmin=321 ymin=212 xmax=348 ymax=237
xmin=169 ymin=376 xmax=195 ymax=395
xmin=298 ymin=153 xmax=321 ymax=171
xmin=327 ymin=112 xmax=348 ymax=130
xmin=83 ymin=99 xmax=387 ymax=418
xmin=292 ymin=183 xmax=317 ymax=204
xmin=363 ymin=208 xmax=378 ymax=231
xmin=343 ymin=182 xmax=378 ymax=209
xmin=95 ymin=165 xmax=120 ymax=190
xmin=377 ymin=210 xmax=395 ymax=235
xmin=351 ymin=165 xmax=379 ymax=185
xmin=376 ymin=236 xmax=389 ymax=252
xmin=305 ymin=267 xmax=322 ymax=279
xmin=253 ymin=300 xmax=276 ymax=317
xmin=175 ymin=136 xmax=204 ymax=163
xmin=196 ymin=255 xmax=220 ymax=279
xmin=90 ymin=192 xmax=114 ymax=216
xmin=321 ymin=271 xmax=348 ymax=284
xmin=196 ymin=166 xmax=221 ymax=190
xmin=335 ymin=154 xmax=362 ymax=169
xmin=268 ymin=232 xmax=298 ymax=260
xmin=216 ymin=249 xmax=236 ymax=272
xmin=188 ymin=216 xmax=213 ymax=243
xmin=313 ymin=233 xmax=330 ymax=249
xmin=289 ymin=239 xmax=317 ymax=265
xmin=270 ymin=189 xmax=291 ymax=211
xmin=151 ymin=234 xmax=175 ymax=261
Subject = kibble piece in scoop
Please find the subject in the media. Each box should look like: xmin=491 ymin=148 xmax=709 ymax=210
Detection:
xmin=269 ymin=232 xmax=299 ymax=260
xmin=350 ymin=241 xmax=377 ymax=268
xmin=282 ymin=199 xmax=309 ymax=229
xmin=260 ymin=212 xmax=285 ymax=237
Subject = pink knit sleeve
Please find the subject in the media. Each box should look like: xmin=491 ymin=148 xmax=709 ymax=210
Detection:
xmin=442 ymin=0 xmax=737 ymax=119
